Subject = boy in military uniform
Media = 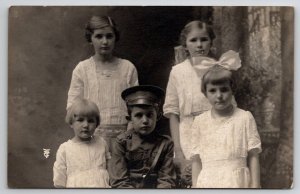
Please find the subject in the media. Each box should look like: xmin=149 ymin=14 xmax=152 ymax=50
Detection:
xmin=109 ymin=85 xmax=176 ymax=188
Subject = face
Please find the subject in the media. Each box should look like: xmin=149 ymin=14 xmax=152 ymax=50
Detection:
xmin=185 ymin=28 xmax=212 ymax=57
xmin=130 ymin=106 xmax=157 ymax=136
xmin=206 ymin=82 xmax=233 ymax=113
xmin=71 ymin=115 xmax=97 ymax=141
xmin=91 ymin=27 xmax=116 ymax=56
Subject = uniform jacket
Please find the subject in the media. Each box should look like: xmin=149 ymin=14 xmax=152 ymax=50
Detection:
xmin=109 ymin=129 xmax=176 ymax=188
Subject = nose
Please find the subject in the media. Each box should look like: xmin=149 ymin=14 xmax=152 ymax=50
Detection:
xmin=82 ymin=120 xmax=88 ymax=128
xmin=102 ymin=37 xmax=108 ymax=44
xmin=216 ymin=91 xmax=223 ymax=99
xmin=142 ymin=115 xmax=149 ymax=125
xmin=196 ymin=40 xmax=203 ymax=48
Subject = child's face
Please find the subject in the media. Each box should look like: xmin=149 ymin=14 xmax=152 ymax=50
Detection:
xmin=91 ymin=27 xmax=116 ymax=56
xmin=71 ymin=115 xmax=97 ymax=141
xmin=206 ymin=82 xmax=233 ymax=112
xmin=130 ymin=106 xmax=157 ymax=136
xmin=185 ymin=28 xmax=211 ymax=57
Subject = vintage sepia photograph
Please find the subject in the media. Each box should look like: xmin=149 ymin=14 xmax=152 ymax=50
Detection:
xmin=8 ymin=6 xmax=294 ymax=189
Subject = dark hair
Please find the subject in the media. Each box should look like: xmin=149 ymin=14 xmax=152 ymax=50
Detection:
xmin=179 ymin=20 xmax=216 ymax=48
xmin=65 ymin=98 xmax=100 ymax=127
xmin=85 ymin=15 xmax=120 ymax=42
xmin=201 ymin=65 xmax=235 ymax=95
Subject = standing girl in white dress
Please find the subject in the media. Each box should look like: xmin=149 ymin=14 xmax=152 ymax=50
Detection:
xmin=191 ymin=64 xmax=262 ymax=188
xmin=53 ymin=98 xmax=111 ymax=188
xmin=67 ymin=16 xmax=139 ymax=151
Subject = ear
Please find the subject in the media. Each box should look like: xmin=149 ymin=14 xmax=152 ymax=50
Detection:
xmin=125 ymin=115 xmax=131 ymax=121
xmin=156 ymin=112 xmax=163 ymax=121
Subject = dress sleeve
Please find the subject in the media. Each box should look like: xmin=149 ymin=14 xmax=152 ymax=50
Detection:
xmin=246 ymin=111 xmax=262 ymax=153
xmin=157 ymin=139 xmax=176 ymax=188
xmin=127 ymin=61 xmax=139 ymax=86
xmin=163 ymin=70 xmax=180 ymax=117
xmin=108 ymin=139 xmax=134 ymax=188
xmin=53 ymin=143 xmax=67 ymax=188
xmin=190 ymin=116 xmax=201 ymax=159
xmin=67 ymin=64 xmax=84 ymax=110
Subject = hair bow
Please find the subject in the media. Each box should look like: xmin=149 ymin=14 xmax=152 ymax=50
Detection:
xmin=192 ymin=50 xmax=242 ymax=72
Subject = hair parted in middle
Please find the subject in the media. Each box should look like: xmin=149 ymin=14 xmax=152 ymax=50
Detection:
xmin=201 ymin=65 xmax=236 ymax=95
xmin=65 ymin=98 xmax=100 ymax=127
xmin=85 ymin=15 xmax=120 ymax=43
xmin=179 ymin=20 xmax=216 ymax=48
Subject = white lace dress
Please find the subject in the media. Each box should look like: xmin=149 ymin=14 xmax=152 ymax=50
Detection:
xmin=67 ymin=57 xmax=138 ymax=126
xmin=53 ymin=136 xmax=111 ymax=188
xmin=191 ymin=107 xmax=262 ymax=188
xmin=163 ymin=59 xmax=211 ymax=159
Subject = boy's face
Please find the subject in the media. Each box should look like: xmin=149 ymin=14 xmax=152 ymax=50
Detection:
xmin=206 ymin=82 xmax=233 ymax=112
xmin=130 ymin=106 xmax=157 ymax=136
xmin=71 ymin=115 xmax=97 ymax=141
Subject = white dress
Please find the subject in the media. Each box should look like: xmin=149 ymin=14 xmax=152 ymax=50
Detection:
xmin=191 ymin=107 xmax=262 ymax=188
xmin=67 ymin=57 xmax=138 ymax=126
xmin=53 ymin=136 xmax=111 ymax=188
xmin=163 ymin=59 xmax=211 ymax=159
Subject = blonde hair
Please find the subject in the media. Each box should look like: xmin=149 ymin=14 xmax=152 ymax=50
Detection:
xmin=179 ymin=20 xmax=216 ymax=48
xmin=65 ymin=98 xmax=100 ymax=126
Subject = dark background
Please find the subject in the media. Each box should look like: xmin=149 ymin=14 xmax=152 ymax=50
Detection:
xmin=8 ymin=6 xmax=294 ymax=188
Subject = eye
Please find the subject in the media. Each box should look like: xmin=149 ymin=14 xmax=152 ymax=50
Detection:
xmin=106 ymin=33 xmax=115 ymax=39
xmin=189 ymin=38 xmax=197 ymax=42
xmin=133 ymin=112 xmax=143 ymax=118
xmin=208 ymin=88 xmax=216 ymax=93
xmin=75 ymin=116 xmax=84 ymax=122
xmin=220 ymin=87 xmax=230 ymax=92
xmin=88 ymin=118 xmax=96 ymax=123
xmin=95 ymin=34 xmax=103 ymax=39
xmin=200 ymin=37 xmax=209 ymax=42
xmin=147 ymin=112 xmax=154 ymax=118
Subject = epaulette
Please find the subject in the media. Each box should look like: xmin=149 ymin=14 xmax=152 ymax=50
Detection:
xmin=116 ymin=129 xmax=133 ymax=143
xmin=159 ymin=134 xmax=172 ymax=141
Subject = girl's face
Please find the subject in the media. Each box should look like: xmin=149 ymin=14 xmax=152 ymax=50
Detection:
xmin=206 ymin=82 xmax=233 ymax=113
xmin=185 ymin=28 xmax=212 ymax=57
xmin=91 ymin=26 xmax=116 ymax=56
xmin=130 ymin=106 xmax=157 ymax=136
xmin=71 ymin=115 xmax=97 ymax=141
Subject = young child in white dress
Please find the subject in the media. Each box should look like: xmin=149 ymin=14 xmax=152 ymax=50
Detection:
xmin=53 ymin=98 xmax=111 ymax=188
xmin=191 ymin=64 xmax=262 ymax=188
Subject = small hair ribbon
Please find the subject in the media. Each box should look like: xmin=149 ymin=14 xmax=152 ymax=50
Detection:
xmin=192 ymin=50 xmax=242 ymax=72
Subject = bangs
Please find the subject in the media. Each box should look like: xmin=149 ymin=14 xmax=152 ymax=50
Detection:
xmin=206 ymin=70 xmax=232 ymax=85
xmin=201 ymin=66 xmax=234 ymax=94
xmin=72 ymin=103 xmax=99 ymax=118
xmin=66 ymin=99 xmax=100 ymax=125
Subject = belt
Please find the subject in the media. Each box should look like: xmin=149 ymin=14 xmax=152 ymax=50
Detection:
xmin=202 ymin=158 xmax=247 ymax=170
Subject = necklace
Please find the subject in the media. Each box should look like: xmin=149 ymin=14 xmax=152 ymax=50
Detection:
xmin=93 ymin=56 xmax=119 ymax=78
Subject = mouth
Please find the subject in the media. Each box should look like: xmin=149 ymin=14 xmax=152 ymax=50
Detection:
xmin=101 ymin=47 xmax=110 ymax=50
xmin=195 ymin=50 xmax=206 ymax=55
xmin=81 ymin=130 xmax=91 ymax=135
xmin=140 ymin=126 xmax=150 ymax=131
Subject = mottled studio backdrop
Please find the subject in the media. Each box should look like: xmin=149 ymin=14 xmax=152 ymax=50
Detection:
xmin=8 ymin=6 xmax=294 ymax=188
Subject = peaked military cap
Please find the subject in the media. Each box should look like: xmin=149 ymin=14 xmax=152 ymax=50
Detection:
xmin=121 ymin=85 xmax=165 ymax=106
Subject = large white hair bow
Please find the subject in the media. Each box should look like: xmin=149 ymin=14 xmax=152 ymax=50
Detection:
xmin=192 ymin=50 xmax=242 ymax=74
